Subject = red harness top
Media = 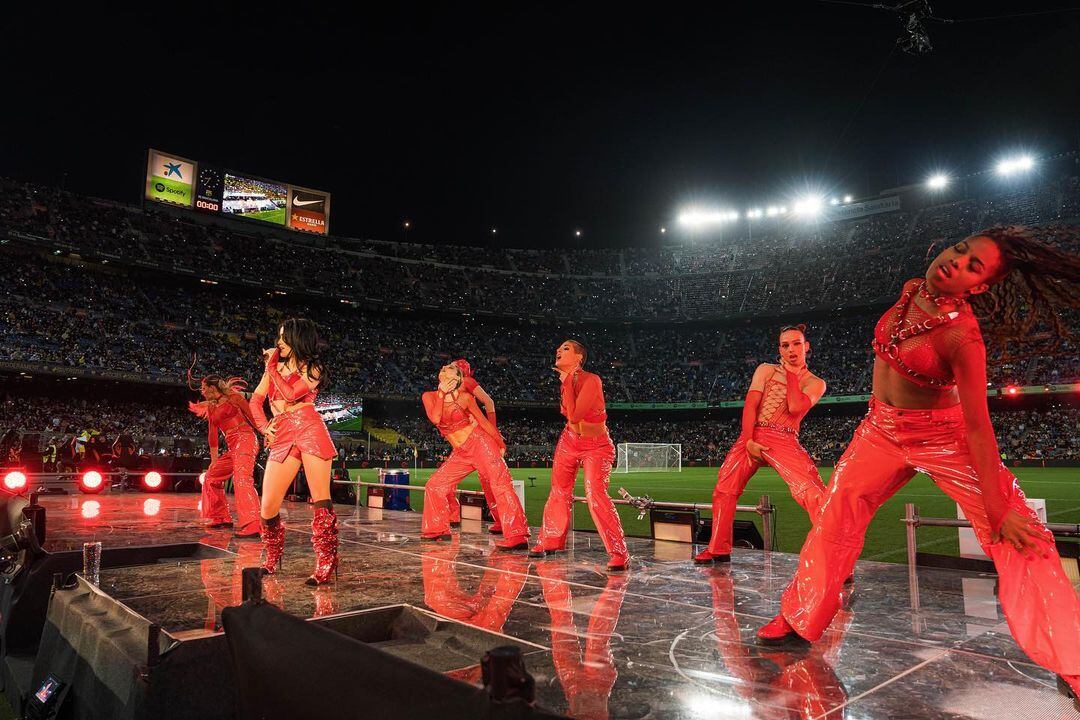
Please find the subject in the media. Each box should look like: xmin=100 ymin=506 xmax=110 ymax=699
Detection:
xmin=872 ymin=279 xmax=982 ymax=389
xmin=207 ymin=400 xmax=250 ymax=434
xmin=756 ymin=376 xmax=804 ymax=433
xmin=435 ymin=397 xmax=474 ymax=440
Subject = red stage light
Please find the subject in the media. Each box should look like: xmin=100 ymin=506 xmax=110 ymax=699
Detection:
xmin=143 ymin=471 xmax=164 ymax=491
xmin=143 ymin=498 xmax=161 ymax=517
xmin=3 ymin=470 xmax=27 ymax=492
xmin=1005 ymin=385 xmax=1019 ymax=396
xmin=79 ymin=470 xmax=105 ymax=493
xmin=81 ymin=500 xmax=101 ymax=519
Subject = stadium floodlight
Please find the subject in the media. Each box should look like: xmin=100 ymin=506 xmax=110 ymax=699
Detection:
xmin=765 ymin=206 xmax=779 ymax=217
xmin=574 ymin=229 xmax=582 ymax=237
xmin=927 ymin=173 xmax=950 ymax=190
xmin=677 ymin=209 xmax=727 ymax=227
xmin=830 ymin=198 xmax=840 ymax=206
xmin=844 ymin=195 xmax=853 ymax=203
xmin=746 ymin=209 xmax=763 ymax=219
xmin=660 ymin=227 xmax=667 ymax=234
xmin=996 ymin=155 xmax=1035 ymax=176
xmin=793 ymin=195 xmax=825 ymax=217
xmin=491 ymin=228 xmax=497 ymax=235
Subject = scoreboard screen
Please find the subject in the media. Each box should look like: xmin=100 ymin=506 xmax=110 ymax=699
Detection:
xmin=144 ymin=149 xmax=331 ymax=235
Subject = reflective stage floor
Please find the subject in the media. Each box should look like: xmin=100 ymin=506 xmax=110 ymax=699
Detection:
xmin=38 ymin=493 xmax=1079 ymax=719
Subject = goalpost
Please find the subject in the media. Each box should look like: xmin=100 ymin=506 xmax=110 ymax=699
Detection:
xmin=615 ymin=442 xmax=682 ymax=473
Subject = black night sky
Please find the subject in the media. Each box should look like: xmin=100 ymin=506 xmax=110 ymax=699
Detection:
xmin=3 ymin=3 xmax=1079 ymax=248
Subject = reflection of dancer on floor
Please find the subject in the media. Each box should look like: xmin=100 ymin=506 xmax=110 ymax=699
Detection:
xmin=531 ymin=340 xmax=628 ymax=571
xmin=757 ymin=227 xmax=1080 ymax=705
xmin=421 ymin=537 xmax=528 ymax=634
xmin=188 ymin=372 xmax=262 ymax=538
xmin=535 ymin=562 xmax=627 ymax=720
xmin=700 ymin=567 xmax=848 ymax=718
xmin=419 ymin=363 xmax=530 ymax=550
xmin=696 ymin=325 xmax=827 ymax=564
xmin=249 ymin=318 xmax=339 ymax=586
xmin=445 ymin=358 xmax=505 ymax=534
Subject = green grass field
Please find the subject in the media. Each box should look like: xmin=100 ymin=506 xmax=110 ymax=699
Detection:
xmin=245 ymin=208 xmax=286 ymax=225
xmin=348 ymin=466 xmax=1079 ymax=562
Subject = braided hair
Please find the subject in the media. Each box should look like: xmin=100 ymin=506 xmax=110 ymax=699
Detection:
xmin=970 ymin=225 xmax=1080 ymax=348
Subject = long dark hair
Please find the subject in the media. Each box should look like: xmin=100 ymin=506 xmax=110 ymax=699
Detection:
xmin=280 ymin=318 xmax=329 ymax=387
xmin=970 ymin=225 xmax=1080 ymax=348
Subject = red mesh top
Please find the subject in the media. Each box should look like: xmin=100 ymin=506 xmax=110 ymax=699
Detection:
xmin=434 ymin=397 xmax=474 ymax=439
xmin=462 ymin=375 xmax=479 ymax=394
xmin=560 ymin=370 xmax=607 ymax=425
xmin=268 ymin=370 xmax=318 ymax=404
xmin=873 ymin=279 xmax=983 ymax=389
xmin=756 ymin=376 xmax=805 ymax=433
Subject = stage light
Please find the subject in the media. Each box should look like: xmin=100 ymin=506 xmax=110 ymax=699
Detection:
xmin=143 ymin=498 xmax=161 ymax=517
xmin=3 ymin=471 xmax=27 ymax=493
xmin=79 ymin=470 xmax=105 ymax=494
xmin=81 ymin=500 xmax=100 ymax=519
xmin=199 ymin=472 xmax=206 ymax=486
xmin=1005 ymin=385 xmax=1019 ymax=396
xmin=996 ymin=155 xmax=1035 ymax=176
xmin=927 ymin=173 xmax=950 ymax=190
xmin=844 ymin=195 xmax=853 ymax=203
xmin=142 ymin=471 xmax=164 ymax=491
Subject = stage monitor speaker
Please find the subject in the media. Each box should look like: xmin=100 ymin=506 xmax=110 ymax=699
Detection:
xmin=366 ymin=485 xmax=385 ymax=508
xmin=459 ymin=493 xmax=487 ymax=522
xmin=695 ymin=518 xmax=764 ymax=549
xmin=650 ymin=509 xmax=698 ymax=543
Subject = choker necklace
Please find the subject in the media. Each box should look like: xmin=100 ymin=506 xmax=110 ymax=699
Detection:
xmin=918 ymin=281 xmax=966 ymax=309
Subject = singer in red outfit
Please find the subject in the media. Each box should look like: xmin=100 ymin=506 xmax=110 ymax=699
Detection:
xmin=249 ymin=318 xmax=339 ymax=586
xmin=420 ymin=362 xmax=530 ymax=550
xmin=530 ymin=340 xmax=629 ymax=571
xmin=695 ymin=325 xmax=827 ymax=563
xmin=188 ymin=374 xmax=262 ymax=538
xmin=757 ymin=227 xmax=1080 ymax=708
xmin=444 ymin=358 xmax=506 ymax=534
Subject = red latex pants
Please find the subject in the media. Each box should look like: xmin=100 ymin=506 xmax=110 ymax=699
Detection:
xmin=421 ymin=429 xmax=529 ymax=540
xmin=781 ymin=398 xmax=1080 ymax=677
xmin=446 ymin=470 xmax=502 ymax=526
xmin=421 ymin=540 xmax=528 ymax=634
xmin=705 ymin=427 xmax=826 ymax=555
xmin=201 ymin=429 xmax=260 ymax=534
xmin=536 ymin=429 xmax=627 ymax=558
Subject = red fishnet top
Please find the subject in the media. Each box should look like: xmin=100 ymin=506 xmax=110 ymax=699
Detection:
xmin=756 ymin=376 xmax=806 ymax=433
xmin=873 ymin=279 xmax=983 ymax=389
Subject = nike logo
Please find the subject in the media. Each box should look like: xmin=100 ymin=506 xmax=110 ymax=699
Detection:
xmin=292 ymin=198 xmax=322 ymax=207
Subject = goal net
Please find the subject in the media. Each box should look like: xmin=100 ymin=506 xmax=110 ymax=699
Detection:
xmin=615 ymin=443 xmax=682 ymax=473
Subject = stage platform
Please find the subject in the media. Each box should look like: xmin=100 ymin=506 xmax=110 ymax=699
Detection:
xmin=33 ymin=493 xmax=1079 ymax=719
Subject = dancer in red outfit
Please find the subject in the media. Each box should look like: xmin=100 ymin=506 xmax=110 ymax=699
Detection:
xmin=757 ymin=227 xmax=1080 ymax=707
xmin=420 ymin=362 xmax=530 ymax=549
xmin=188 ymin=373 xmax=262 ymax=538
xmin=695 ymin=325 xmax=827 ymax=563
xmin=530 ymin=340 xmax=629 ymax=571
xmin=535 ymin=561 xmax=627 ymax=720
xmin=249 ymin=318 xmax=339 ymax=586
xmin=421 ymin=538 xmax=528 ymax=634
xmin=445 ymin=358 xmax=505 ymax=534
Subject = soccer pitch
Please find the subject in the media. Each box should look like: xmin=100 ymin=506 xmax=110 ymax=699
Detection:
xmin=245 ymin=208 xmax=286 ymax=224
xmin=348 ymin=466 xmax=1079 ymax=562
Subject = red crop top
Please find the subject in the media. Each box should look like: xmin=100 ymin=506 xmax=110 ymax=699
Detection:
xmin=560 ymin=370 xmax=607 ymax=425
xmin=268 ymin=368 xmax=318 ymax=404
xmin=434 ymin=396 xmax=474 ymax=440
xmin=756 ymin=376 xmax=805 ymax=433
xmin=873 ymin=279 xmax=983 ymax=389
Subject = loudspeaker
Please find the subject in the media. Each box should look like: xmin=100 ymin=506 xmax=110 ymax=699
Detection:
xmin=695 ymin=518 xmax=764 ymax=549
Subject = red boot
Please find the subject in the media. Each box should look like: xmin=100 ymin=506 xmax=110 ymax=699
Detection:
xmin=261 ymin=518 xmax=285 ymax=575
xmin=757 ymin=613 xmax=807 ymax=646
xmin=306 ymin=507 xmax=339 ymax=586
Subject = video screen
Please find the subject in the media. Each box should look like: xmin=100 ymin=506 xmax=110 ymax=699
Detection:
xmin=222 ymin=174 xmax=288 ymax=226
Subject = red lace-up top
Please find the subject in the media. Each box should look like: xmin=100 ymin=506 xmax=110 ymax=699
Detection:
xmin=268 ymin=369 xmax=318 ymax=404
xmin=434 ymin=397 xmax=474 ymax=440
xmin=873 ymin=279 xmax=982 ymax=389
